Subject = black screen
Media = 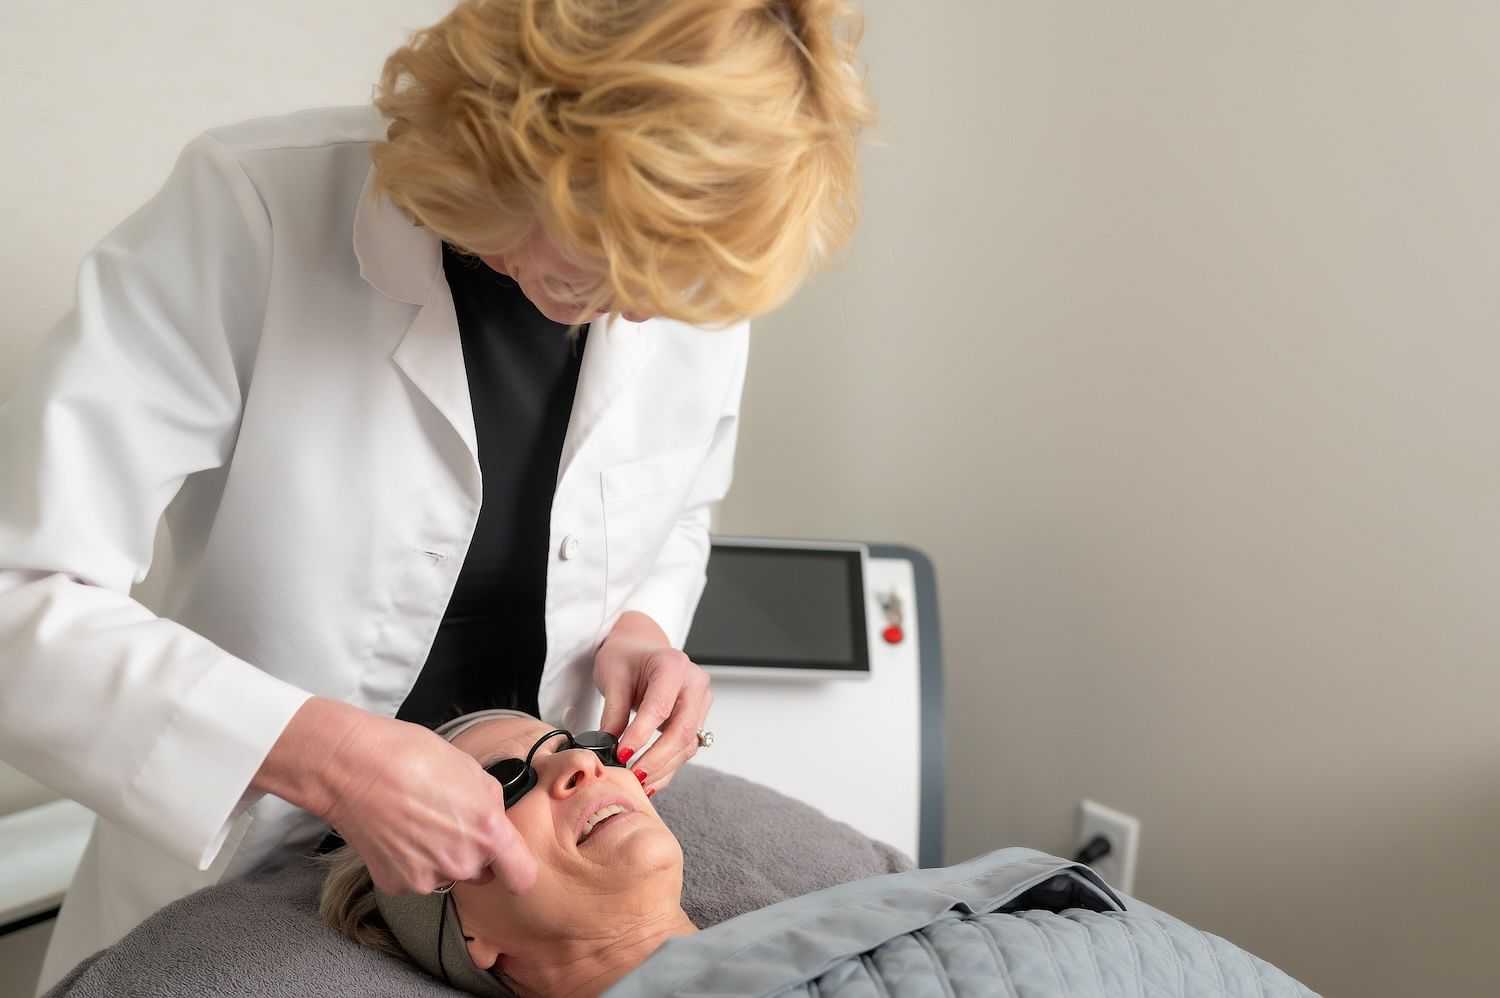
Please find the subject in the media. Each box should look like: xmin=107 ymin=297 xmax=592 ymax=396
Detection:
xmin=685 ymin=545 xmax=869 ymax=672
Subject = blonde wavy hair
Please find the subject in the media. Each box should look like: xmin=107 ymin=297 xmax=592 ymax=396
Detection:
xmin=318 ymin=845 xmax=407 ymax=962
xmin=369 ymin=0 xmax=874 ymax=325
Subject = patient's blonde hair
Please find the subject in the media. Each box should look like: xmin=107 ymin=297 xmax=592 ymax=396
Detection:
xmin=318 ymin=846 xmax=407 ymax=962
xmin=369 ymin=0 xmax=874 ymax=324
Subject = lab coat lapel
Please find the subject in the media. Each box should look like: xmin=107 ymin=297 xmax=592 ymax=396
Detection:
xmin=557 ymin=315 xmax=660 ymax=487
xmin=352 ymin=164 xmax=659 ymax=488
xmin=390 ymin=293 xmax=479 ymax=465
xmin=351 ymin=167 xmax=479 ymax=469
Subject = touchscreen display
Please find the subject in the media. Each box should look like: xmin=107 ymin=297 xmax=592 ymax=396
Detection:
xmin=685 ymin=545 xmax=868 ymax=672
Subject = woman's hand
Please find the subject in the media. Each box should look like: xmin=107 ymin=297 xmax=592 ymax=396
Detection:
xmin=254 ymin=698 xmax=537 ymax=895
xmin=594 ymin=611 xmax=713 ymax=794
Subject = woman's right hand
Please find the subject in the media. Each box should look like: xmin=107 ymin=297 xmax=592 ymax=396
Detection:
xmin=323 ymin=710 xmax=539 ymax=895
xmin=254 ymin=698 xmax=538 ymax=895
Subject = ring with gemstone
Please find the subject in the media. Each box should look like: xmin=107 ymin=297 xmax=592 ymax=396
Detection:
xmin=695 ymin=729 xmax=715 ymax=749
xmin=431 ymin=880 xmax=456 ymax=895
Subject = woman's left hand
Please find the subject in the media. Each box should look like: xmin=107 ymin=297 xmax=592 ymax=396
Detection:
xmin=594 ymin=611 xmax=712 ymax=794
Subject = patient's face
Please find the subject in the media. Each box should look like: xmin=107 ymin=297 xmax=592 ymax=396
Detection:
xmin=448 ymin=716 xmax=683 ymax=970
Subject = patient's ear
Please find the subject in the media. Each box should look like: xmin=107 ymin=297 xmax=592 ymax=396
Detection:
xmin=453 ymin=886 xmax=508 ymax=974
xmin=465 ymin=933 xmax=503 ymax=973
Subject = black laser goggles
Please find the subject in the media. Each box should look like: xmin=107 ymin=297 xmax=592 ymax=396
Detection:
xmin=484 ymin=728 xmax=627 ymax=809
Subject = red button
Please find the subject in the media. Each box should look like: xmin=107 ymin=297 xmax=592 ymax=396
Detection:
xmin=882 ymin=624 xmax=904 ymax=645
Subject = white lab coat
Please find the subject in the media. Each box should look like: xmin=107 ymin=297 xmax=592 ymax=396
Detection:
xmin=0 ymin=105 xmax=748 ymax=993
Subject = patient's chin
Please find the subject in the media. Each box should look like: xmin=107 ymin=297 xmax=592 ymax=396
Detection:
xmin=591 ymin=819 xmax=681 ymax=876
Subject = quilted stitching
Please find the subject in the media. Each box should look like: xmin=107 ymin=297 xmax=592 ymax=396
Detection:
xmin=801 ymin=908 xmax=1318 ymax=998
xmin=957 ymin=913 xmax=1022 ymax=998
xmin=911 ymin=926 xmax=960 ymax=998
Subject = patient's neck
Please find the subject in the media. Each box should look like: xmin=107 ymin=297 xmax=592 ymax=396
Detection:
xmin=505 ymin=906 xmax=697 ymax=998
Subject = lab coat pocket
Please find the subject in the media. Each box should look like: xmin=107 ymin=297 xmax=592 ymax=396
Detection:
xmin=600 ymin=444 xmax=704 ymax=593
xmin=601 ymin=443 xmax=703 ymax=503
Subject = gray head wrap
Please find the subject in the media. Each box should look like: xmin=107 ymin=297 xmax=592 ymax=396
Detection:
xmin=372 ymin=708 xmax=540 ymax=996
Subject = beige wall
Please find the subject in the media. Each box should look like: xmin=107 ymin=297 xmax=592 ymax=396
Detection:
xmin=718 ymin=3 xmax=1500 ymax=995
xmin=0 ymin=764 xmax=53 ymax=819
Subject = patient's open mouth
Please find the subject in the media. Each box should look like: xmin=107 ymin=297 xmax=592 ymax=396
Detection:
xmin=578 ymin=803 xmax=632 ymax=845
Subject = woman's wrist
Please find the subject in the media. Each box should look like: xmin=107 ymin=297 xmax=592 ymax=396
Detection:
xmin=250 ymin=696 xmax=368 ymax=819
xmin=604 ymin=610 xmax=671 ymax=650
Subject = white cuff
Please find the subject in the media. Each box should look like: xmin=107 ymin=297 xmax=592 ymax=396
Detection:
xmin=620 ymin=574 xmax=703 ymax=650
xmin=123 ymin=657 xmax=313 ymax=871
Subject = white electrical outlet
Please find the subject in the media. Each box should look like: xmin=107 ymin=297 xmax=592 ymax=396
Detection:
xmin=1074 ymin=799 xmax=1141 ymax=895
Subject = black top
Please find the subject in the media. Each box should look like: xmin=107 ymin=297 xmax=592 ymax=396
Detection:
xmin=395 ymin=243 xmax=588 ymax=728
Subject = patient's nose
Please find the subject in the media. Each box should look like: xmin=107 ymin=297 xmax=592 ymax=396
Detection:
xmin=550 ymin=748 xmax=607 ymax=797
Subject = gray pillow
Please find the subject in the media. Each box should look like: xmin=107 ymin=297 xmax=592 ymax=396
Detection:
xmin=44 ymin=764 xmax=912 ymax=998
xmin=656 ymin=764 xmax=913 ymax=927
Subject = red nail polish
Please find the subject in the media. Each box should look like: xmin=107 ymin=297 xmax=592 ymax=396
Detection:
xmin=634 ymin=768 xmax=647 ymax=783
xmin=616 ymin=746 xmax=634 ymax=764
xmin=646 ymin=787 xmax=657 ymax=798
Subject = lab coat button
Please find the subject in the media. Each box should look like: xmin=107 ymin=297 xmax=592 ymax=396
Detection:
xmin=560 ymin=535 xmax=581 ymax=560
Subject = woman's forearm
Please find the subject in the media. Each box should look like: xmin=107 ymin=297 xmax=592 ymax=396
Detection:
xmin=250 ymin=696 xmax=368 ymax=819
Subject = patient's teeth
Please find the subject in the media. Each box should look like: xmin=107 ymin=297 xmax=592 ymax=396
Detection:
xmin=580 ymin=804 xmax=626 ymax=843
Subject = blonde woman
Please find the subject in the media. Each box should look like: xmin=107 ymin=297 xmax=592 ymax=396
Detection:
xmin=0 ymin=0 xmax=873 ymax=991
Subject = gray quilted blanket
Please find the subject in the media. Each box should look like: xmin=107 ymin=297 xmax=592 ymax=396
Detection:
xmin=604 ymin=848 xmax=1319 ymax=998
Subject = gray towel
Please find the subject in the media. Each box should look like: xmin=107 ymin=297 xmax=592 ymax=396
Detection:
xmin=659 ymin=764 xmax=914 ymax=927
xmin=44 ymin=764 xmax=912 ymax=998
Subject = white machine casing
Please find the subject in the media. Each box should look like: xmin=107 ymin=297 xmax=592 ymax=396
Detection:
xmin=690 ymin=538 xmax=931 ymax=864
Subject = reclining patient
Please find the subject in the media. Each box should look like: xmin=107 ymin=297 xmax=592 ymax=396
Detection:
xmin=320 ymin=709 xmax=1318 ymax=998
xmin=321 ymin=708 xmax=696 ymax=996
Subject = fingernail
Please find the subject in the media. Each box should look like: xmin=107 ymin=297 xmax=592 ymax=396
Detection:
xmin=634 ymin=768 xmax=648 ymax=783
xmin=646 ymin=787 xmax=657 ymax=798
xmin=616 ymin=746 xmax=634 ymax=764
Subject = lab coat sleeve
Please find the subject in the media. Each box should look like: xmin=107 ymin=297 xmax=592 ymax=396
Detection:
xmin=618 ymin=322 xmax=750 ymax=648
xmin=0 ymin=134 xmax=312 ymax=870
